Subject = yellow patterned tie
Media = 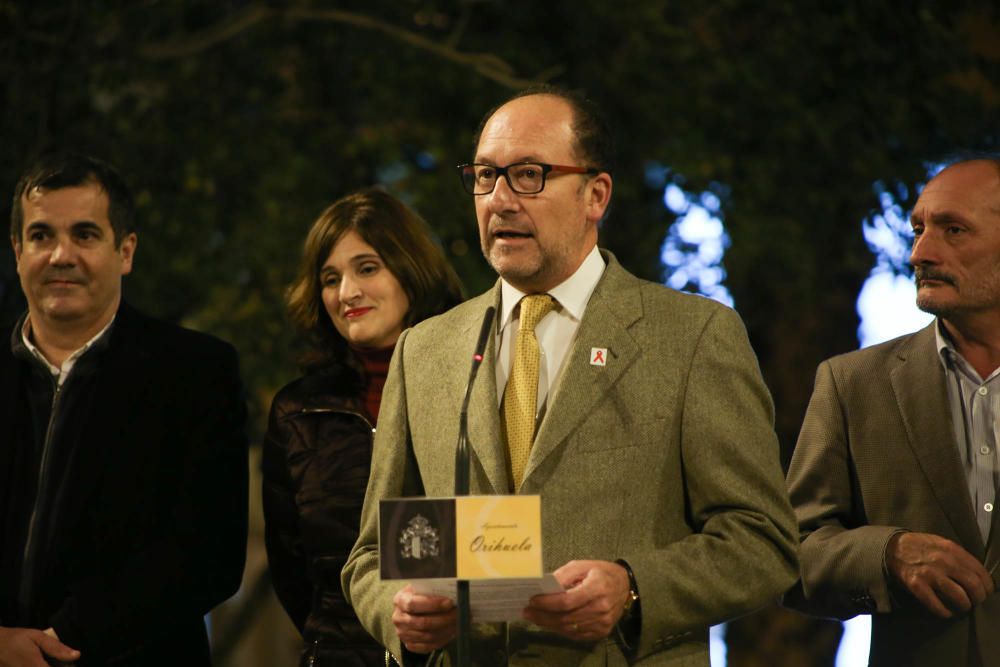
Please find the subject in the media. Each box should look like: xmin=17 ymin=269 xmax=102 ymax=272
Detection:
xmin=504 ymin=294 xmax=556 ymax=490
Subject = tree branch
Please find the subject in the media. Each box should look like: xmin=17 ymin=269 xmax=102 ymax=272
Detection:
xmin=138 ymin=4 xmax=562 ymax=89
xmin=138 ymin=5 xmax=273 ymax=60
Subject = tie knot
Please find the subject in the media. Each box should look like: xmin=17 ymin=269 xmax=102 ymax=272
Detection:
xmin=518 ymin=294 xmax=555 ymax=332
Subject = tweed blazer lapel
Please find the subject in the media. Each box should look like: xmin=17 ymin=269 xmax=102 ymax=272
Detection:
xmin=462 ymin=287 xmax=508 ymax=494
xmin=890 ymin=322 xmax=984 ymax=557
xmin=523 ymin=257 xmax=642 ymax=484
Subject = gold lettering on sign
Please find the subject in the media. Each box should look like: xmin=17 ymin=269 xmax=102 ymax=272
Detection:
xmin=468 ymin=535 xmax=533 ymax=552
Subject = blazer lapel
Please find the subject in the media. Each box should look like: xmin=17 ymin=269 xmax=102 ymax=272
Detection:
xmin=890 ymin=323 xmax=984 ymax=556
xmin=463 ymin=288 xmax=508 ymax=494
xmin=523 ymin=260 xmax=642 ymax=484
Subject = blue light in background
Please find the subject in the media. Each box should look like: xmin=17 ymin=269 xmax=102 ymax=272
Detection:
xmin=836 ymin=616 xmax=871 ymax=667
xmin=659 ymin=181 xmax=734 ymax=307
xmin=856 ymin=168 xmax=941 ymax=348
xmin=709 ymin=624 xmax=727 ymax=666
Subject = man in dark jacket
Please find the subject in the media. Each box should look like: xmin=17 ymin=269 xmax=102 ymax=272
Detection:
xmin=0 ymin=152 xmax=248 ymax=667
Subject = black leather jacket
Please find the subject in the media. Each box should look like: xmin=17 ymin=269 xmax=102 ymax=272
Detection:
xmin=262 ymin=373 xmax=385 ymax=666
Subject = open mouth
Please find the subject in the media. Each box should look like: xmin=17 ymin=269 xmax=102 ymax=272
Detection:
xmin=494 ymin=230 xmax=532 ymax=240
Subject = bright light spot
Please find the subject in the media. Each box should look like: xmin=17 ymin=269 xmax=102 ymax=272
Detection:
xmin=699 ymin=239 xmax=725 ymax=264
xmin=664 ymin=183 xmax=689 ymax=214
xmin=701 ymin=266 xmax=726 ymax=286
xmin=701 ymin=191 xmax=721 ymax=212
xmin=660 ymin=179 xmax=734 ymax=307
xmin=857 ymin=271 xmax=933 ymax=347
xmin=710 ymin=624 xmax=726 ymax=666
xmin=676 ymin=208 xmax=722 ymax=244
xmin=667 ymin=268 xmax=691 ymax=290
xmin=862 ymin=210 xmax=911 ymax=273
xmin=856 ymin=167 xmax=940 ymax=348
xmin=663 ymin=248 xmax=685 ymax=265
xmin=836 ymin=616 xmax=871 ymax=667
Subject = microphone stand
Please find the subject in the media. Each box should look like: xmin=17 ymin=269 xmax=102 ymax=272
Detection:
xmin=454 ymin=306 xmax=495 ymax=667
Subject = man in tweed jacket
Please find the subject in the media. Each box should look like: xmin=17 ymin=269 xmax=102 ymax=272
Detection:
xmin=344 ymin=87 xmax=797 ymax=666
xmin=786 ymin=157 xmax=1000 ymax=666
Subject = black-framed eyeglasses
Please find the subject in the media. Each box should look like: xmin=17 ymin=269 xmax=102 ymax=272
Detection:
xmin=457 ymin=162 xmax=600 ymax=195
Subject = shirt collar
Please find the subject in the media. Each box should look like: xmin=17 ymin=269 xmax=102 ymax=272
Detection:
xmin=21 ymin=314 xmax=116 ymax=381
xmin=498 ymin=245 xmax=606 ymax=332
xmin=934 ymin=318 xmax=1000 ymax=383
xmin=934 ymin=318 xmax=957 ymax=369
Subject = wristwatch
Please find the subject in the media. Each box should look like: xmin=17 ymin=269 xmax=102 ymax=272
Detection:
xmin=615 ymin=559 xmax=641 ymax=653
xmin=618 ymin=559 xmax=640 ymax=617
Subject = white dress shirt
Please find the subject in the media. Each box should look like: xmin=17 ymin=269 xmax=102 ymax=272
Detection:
xmin=935 ymin=321 xmax=1000 ymax=542
xmin=495 ymin=245 xmax=606 ymax=415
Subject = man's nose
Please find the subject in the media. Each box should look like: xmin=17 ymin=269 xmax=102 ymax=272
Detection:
xmin=910 ymin=230 xmax=939 ymax=266
xmin=48 ymin=238 xmax=77 ymax=266
xmin=488 ymin=173 xmax=521 ymax=212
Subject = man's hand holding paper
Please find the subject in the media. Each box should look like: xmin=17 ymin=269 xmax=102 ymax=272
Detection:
xmin=524 ymin=560 xmax=631 ymax=641
xmin=392 ymin=585 xmax=457 ymax=654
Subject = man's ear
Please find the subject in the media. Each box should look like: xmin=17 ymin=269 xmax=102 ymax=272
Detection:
xmin=586 ymin=173 xmax=613 ymax=223
xmin=11 ymin=235 xmax=21 ymax=262
xmin=119 ymin=233 xmax=137 ymax=276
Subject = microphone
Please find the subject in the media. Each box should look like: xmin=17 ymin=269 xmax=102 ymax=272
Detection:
xmin=455 ymin=306 xmax=495 ymax=496
xmin=454 ymin=305 xmax=494 ymax=667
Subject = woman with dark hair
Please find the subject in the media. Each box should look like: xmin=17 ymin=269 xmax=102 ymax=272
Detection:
xmin=262 ymin=189 xmax=463 ymax=666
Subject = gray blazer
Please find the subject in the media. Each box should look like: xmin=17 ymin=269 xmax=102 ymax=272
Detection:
xmin=786 ymin=321 xmax=1000 ymax=666
xmin=344 ymin=251 xmax=797 ymax=666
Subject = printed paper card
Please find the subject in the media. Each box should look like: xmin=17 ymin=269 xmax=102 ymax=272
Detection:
xmin=379 ymin=495 xmax=542 ymax=580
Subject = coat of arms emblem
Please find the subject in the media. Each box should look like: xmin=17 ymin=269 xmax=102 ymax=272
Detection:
xmin=399 ymin=514 xmax=440 ymax=560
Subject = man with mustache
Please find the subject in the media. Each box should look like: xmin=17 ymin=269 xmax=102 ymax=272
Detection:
xmin=344 ymin=86 xmax=798 ymax=665
xmin=786 ymin=156 xmax=1000 ymax=666
xmin=0 ymin=152 xmax=248 ymax=667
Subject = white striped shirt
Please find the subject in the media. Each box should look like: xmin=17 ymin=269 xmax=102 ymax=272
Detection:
xmin=936 ymin=320 xmax=1000 ymax=542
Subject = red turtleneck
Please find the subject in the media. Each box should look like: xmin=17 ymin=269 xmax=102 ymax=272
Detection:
xmin=351 ymin=345 xmax=394 ymax=425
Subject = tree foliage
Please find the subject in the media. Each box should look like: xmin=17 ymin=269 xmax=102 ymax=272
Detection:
xmin=2 ymin=0 xmax=997 ymax=448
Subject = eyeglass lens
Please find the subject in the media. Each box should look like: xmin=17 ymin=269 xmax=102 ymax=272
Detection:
xmin=465 ymin=163 xmax=546 ymax=194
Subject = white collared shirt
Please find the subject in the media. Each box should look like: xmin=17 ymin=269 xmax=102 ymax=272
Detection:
xmin=21 ymin=316 xmax=116 ymax=387
xmin=495 ymin=245 xmax=606 ymax=412
xmin=935 ymin=320 xmax=1000 ymax=542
